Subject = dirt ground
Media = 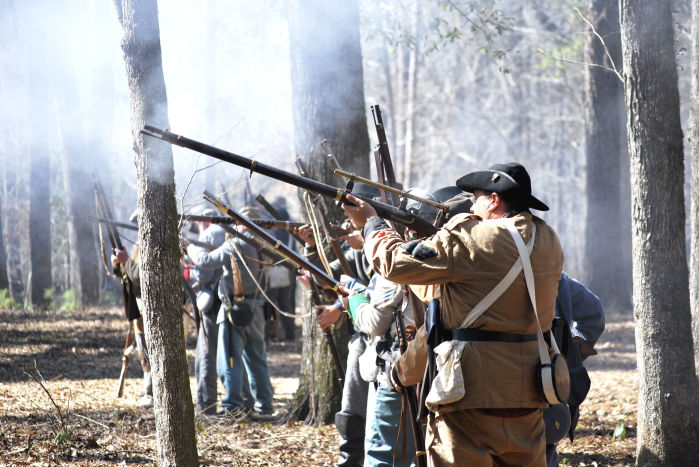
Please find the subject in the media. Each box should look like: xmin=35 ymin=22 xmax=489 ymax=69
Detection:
xmin=0 ymin=306 xmax=637 ymax=466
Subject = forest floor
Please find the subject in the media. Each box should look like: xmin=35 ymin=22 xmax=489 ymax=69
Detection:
xmin=0 ymin=305 xmax=637 ymax=466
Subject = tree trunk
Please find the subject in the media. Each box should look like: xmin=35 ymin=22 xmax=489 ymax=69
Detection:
xmin=583 ymin=0 xmax=631 ymax=310
xmin=287 ymin=0 xmax=370 ymax=425
xmin=25 ymin=3 xmax=52 ymax=308
xmin=619 ymin=1 xmax=699 ymax=464
xmin=0 ymin=191 xmax=8 ymax=290
xmin=690 ymin=0 xmax=699 ymax=376
xmin=53 ymin=51 xmax=100 ymax=307
xmin=114 ymin=1 xmax=198 ymax=465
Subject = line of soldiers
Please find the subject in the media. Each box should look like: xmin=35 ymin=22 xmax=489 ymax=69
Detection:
xmin=112 ymin=199 xmax=297 ymax=419
xmin=110 ymin=159 xmax=605 ymax=465
xmin=297 ymin=163 xmax=604 ymax=466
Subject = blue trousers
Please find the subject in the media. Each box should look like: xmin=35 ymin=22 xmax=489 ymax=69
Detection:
xmin=365 ymin=382 xmax=416 ymax=467
xmin=195 ymin=301 xmax=219 ymax=414
xmin=216 ymin=307 xmax=274 ymax=413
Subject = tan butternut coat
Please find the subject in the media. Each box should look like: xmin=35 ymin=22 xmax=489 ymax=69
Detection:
xmin=363 ymin=212 xmax=564 ymax=414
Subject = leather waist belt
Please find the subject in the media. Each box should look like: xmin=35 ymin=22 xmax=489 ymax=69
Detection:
xmin=478 ymin=408 xmax=538 ymax=418
xmin=442 ymin=328 xmax=537 ymax=343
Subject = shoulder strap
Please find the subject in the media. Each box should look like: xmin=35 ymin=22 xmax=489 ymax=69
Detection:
xmin=459 ymin=221 xmax=536 ymax=329
xmin=504 ymin=221 xmax=558 ymax=364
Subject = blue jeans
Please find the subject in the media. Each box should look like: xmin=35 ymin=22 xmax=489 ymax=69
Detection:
xmin=365 ymin=382 xmax=416 ymax=467
xmin=216 ymin=305 xmax=274 ymax=413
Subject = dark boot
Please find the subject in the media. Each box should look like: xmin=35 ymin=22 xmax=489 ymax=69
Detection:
xmin=335 ymin=412 xmax=365 ymax=466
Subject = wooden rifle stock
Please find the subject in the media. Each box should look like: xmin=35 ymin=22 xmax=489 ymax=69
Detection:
xmin=140 ymin=126 xmax=437 ymax=237
xmin=116 ymin=323 xmax=136 ymax=398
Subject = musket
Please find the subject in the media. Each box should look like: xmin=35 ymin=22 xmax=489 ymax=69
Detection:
xmin=206 ymin=220 xmax=297 ymax=272
xmin=202 ymin=191 xmax=347 ymax=382
xmin=90 ymin=216 xmax=138 ymax=231
xmin=93 ymin=213 xmax=343 ymax=235
xmin=334 ymin=169 xmax=449 ymax=212
xmin=371 ymin=105 xmax=401 ymax=207
xmin=203 ymin=191 xmax=346 ymax=294
xmin=255 ymin=193 xmax=309 ymax=253
xmin=320 ymin=139 xmax=347 ymax=187
xmin=371 ymin=105 xmax=427 ymax=467
xmin=140 ymin=126 xmax=437 ymax=237
xmin=255 ymin=191 xmax=345 ymax=384
xmin=94 ymin=179 xmax=141 ymax=398
xmin=295 ymin=156 xmax=353 ymax=276
xmin=310 ymin=281 xmax=345 ymax=384
xmin=116 ymin=322 xmax=136 ymax=398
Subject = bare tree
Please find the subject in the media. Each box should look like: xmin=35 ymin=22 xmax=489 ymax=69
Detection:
xmin=619 ymin=0 xmax=699 ymax=464
xmin=114 ymin=0 xmax=198 ymax=465
xmin=690 ymin=0 xmax=699 ymax=376
xmin=287 ymin=0 xmax=371 ymax=424
xmin=583 ymin=0 xmax=631 ymax=310
xmin=24 ymin=1 xmax=52 ymax=308
xmin=0 ymin=199 xmax=7 ymax=290
xmin=52 ymin=42 xmax=100 ymax=306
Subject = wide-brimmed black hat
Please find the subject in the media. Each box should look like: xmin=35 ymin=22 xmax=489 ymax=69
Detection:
xmin=351 ymin=182 xmax=381 ymax=200
xmin=456 ymin=162 xmax=549 ymax=211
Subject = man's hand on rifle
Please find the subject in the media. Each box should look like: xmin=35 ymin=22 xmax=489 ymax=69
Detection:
xmin=112 ymin=248 xmax=129 ymax=268
xmin=341 ymin=194 xmax=377 ymax=228
xmin=390 ymin=365 xmax=405 ymax=393
xmin=293 ymin=224 xmax=315 ymax=247
xmin=316 ymin=304 xmax=343 ymax=332
xmin=296 ymin=269 xmax=313 ymax=290
xmin=339 ymin=229 xmax=364 ymax=249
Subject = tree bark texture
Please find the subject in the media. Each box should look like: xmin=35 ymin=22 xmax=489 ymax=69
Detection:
xmin=619 ymin=1 xmax=699 ymax=464
xmin=690 ymin=0 xmax=699 ymax=376
xmin=583 ymin=0 xmax=631 ymax=310
xmin=114 ymin=1 xmax=198 ymax=465
xmin=287 ymin=0 xmax=370 ymax=425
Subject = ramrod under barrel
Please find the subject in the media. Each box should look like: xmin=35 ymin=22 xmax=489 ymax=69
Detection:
xmin=141 ymin=126 xmax=438 ymax=237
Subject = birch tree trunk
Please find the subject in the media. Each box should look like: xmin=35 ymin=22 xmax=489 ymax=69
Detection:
xmin=287 ymin=0 xmax=370 ymax=425
xmin=619 ymin=0 xmax=699 ymax=464
xmin=583 ymin=0 xmax=631 ymax=309
xmin=114 ymin=1 xmax=198 ymax=464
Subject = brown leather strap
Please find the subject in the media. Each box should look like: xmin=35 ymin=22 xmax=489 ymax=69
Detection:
xmin=227 ymin=236 xmax=245 ymax=301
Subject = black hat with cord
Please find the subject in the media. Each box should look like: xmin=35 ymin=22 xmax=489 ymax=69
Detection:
xmin=456 ymin=162 xmax=549 ymax=211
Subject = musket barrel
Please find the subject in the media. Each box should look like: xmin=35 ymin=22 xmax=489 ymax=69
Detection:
xmin=140 ymin=126 xmax=438 ymax=237
xmin=202 ymin=190 xmax=347 ymax=294
xmin=334 ymin=169 xmax=449 ymax=211
xmin=182 ymin=214 xmax=304 ymax=229
xmin=90 ymin=216 xmax=138 ymax=231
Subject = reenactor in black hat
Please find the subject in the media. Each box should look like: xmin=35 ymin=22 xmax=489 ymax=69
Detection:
xmin=342 ymin=162 xmax=564 ymax=466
